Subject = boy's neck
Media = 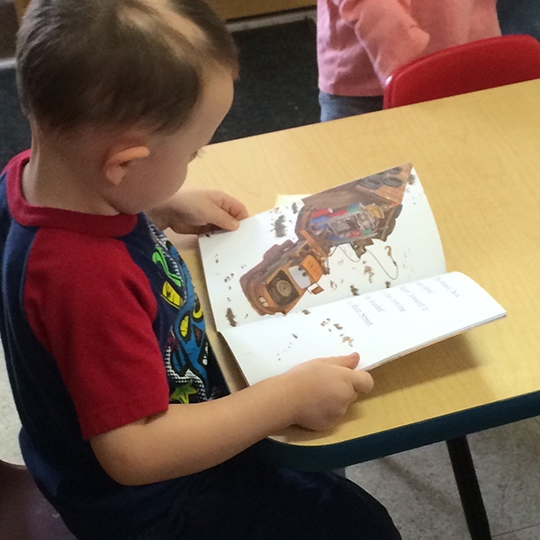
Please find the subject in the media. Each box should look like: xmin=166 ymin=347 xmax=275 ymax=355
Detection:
xmin=22 ymin=140 xmax=119 ymax=216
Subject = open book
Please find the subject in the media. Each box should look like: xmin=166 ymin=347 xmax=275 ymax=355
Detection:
xmin=198 ymin=164 xmax=506 ymax=386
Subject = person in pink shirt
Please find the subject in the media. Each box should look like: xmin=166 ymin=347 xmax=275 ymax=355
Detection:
xmin=317 ymin=0 xmax=501 ymax=121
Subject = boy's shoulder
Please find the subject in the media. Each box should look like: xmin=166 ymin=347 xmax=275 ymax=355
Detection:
xmin=0 ymin=152 xmax=153 ymax=302
xmin=0 ymin=150 xmax=140 ymax=263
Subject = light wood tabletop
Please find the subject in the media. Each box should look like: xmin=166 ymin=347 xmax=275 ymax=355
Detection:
xmin=171 ymin=79 xmax=540 ymax=468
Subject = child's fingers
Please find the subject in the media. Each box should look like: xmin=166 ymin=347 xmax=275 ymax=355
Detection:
xmin=351 ymin=370 xmax=374 ymax=394
xmin=226 ymin=198 xmax=249 ymax=220
xmin=209 ymin=206 xmax=242 ymax=231
xmin=317 ymin=352 xmax=360 ymax=368
xmin=315 ymin=353 xmax=373 ymax=394
xmin=210 ymin=191 xmax=249 ymax=225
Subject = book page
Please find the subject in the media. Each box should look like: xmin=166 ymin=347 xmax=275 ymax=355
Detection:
xmin=199 ymin=164 xmax=446 ymax=332
xmin=220 ymin=272 xmax=506 ymax=386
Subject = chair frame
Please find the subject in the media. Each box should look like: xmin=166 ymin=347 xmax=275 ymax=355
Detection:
xmin=0 ymin=458 xmax=75 ymax=540
xmin=383 ymin=34 xmax=540 ymax=109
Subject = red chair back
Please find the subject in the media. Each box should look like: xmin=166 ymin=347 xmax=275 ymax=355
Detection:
xmin=383 ymin=34 xmax=540 ymax=108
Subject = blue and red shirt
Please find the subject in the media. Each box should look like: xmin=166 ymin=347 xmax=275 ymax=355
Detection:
xmin=0 ymin=151 xmax=225 ymax=539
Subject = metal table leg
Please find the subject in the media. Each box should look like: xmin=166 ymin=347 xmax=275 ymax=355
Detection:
xmin=446 ymin=436 xmax=492 ymax=540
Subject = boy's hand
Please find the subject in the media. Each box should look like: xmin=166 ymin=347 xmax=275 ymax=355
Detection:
xmin=281 ymin=353 xmax=374 ymax=431
xmin=147 ymin=189 xmax=248 ymax=234
xmin=90 ymin=352 xmax=372 ymax=484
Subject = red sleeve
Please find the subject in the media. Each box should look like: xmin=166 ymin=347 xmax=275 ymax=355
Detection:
xmin=24 ymin=228 xmax=170 ymax=439
xmin=337 ymin=0 xmax=430 ymax=84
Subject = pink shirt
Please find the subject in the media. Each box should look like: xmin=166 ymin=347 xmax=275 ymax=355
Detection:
xmin=317 ymin=0 xmax=501 ymax=96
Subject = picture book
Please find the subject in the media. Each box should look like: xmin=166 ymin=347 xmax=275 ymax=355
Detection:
xmin=198 ymin=164 xmax=506 ymax=385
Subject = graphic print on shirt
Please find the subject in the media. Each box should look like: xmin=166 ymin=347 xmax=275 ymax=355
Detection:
xmin=146 ymin=219 xmax=212 ymax=403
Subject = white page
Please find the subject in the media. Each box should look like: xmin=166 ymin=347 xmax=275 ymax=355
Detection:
xmin=220 ymin=272 xmax=506 ymax=385
xmin=199 ymin=165 xmax=446 ymax=333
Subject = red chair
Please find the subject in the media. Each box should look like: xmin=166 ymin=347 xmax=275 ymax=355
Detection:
xmin=383 ymin=34 xmax=540 ymax=108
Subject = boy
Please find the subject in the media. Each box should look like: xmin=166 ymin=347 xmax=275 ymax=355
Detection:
xmin=0 ymin=1 xmax=401 ymax=539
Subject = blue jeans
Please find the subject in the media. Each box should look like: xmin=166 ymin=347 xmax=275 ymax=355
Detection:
xmin=319 ymin=91 xmax=384 ymax=122
xmin=497 ymin=0 xmax=540 ymax=40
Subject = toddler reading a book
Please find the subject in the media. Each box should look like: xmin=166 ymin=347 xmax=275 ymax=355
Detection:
xmin=0 ymin=0 xmax=401 ymax=539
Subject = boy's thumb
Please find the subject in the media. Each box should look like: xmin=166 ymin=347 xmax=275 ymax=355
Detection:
xmin=325 ymin=352 xmax=360 ymax=368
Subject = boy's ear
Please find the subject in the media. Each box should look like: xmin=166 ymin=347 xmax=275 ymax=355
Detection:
xmin=103 ymin=145 xmax=150 ymax=186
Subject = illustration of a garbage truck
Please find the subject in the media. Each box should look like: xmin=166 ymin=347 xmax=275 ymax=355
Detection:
xmin=240 ymin=164 xmax=411 ymax=315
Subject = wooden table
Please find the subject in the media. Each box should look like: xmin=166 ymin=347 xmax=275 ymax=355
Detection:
xmin=12 ymin=1 xmax=316 ymax=23
xmin=173 ymin=79 xmax=540 ymax=537
xmin=13 ymin=0 xmax=30 ymax=19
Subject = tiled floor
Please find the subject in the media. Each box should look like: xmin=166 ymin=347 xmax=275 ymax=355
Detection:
xmin=1 ymin=349 xmax=23 ymax=464
xmin=346 ymin=418 xmax=540 ymax=539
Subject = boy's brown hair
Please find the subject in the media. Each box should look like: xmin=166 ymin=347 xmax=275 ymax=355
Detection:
xmin=16 ymin=0 xmax=238 ymax=133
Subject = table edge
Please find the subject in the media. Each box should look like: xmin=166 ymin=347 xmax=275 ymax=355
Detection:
xmin=255 ymin=391 xmax=540 ymax=470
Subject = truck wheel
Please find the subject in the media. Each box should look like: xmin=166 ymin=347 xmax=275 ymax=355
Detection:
xmin=276 ymin=279 xmax=293 ymax=298
xmin=359 ymin=177 xmax=383 ymax=190
xmin=382 ymin=176 xmax=404 ymax=187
